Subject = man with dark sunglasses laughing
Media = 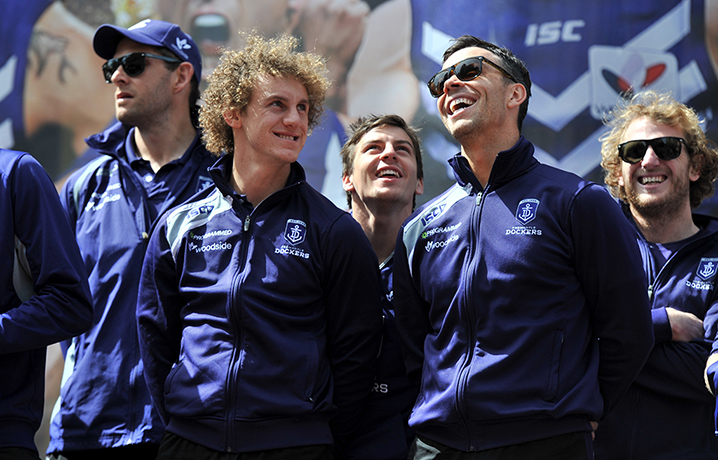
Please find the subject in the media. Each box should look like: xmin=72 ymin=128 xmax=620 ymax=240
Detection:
xmin=596 ymin=90 xmax=718 ymax=459
xmin=393 ymin=35 xmax=654 ymax=460
xmin=46 ymin=19 xmax=216 ymax=460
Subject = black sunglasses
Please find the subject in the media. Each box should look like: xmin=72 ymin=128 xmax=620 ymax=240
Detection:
xmin=617 ymin=136 xmax=689 ymax=164
xmin=427 ymin=56 xmax=518 ymax=98
xmin=102 ymin=52 xmax=181 ymax=83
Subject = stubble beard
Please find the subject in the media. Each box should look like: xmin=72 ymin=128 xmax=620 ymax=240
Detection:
xmin=446 ymin=116 xmax=478 ymax=145
xmin=624 ymin=175 xmax=690 ymax=221
xmin=116 ymin=74 xmax=173 ymax=129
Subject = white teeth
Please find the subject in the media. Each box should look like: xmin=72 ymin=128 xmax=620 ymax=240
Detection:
xmin=277 ymin=134 xmax=296 ymax=141
xmin=640 ymin=176 xmax=664 ymax=184
xmin=377 ymin=170 xmax=400 ymax=178
xmin=450 ymin=97 xmax=474 ymax=114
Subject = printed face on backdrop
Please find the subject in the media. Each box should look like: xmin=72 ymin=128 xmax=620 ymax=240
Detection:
xmin=156 ymin=0 xmax=291 ymax=85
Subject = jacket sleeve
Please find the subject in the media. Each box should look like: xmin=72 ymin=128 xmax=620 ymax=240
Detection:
xmin=635 ymin=293 xmax=716 ymax=402
xmin=136 ymin=217 xmax=183 ymax=424
xmin=0 ymin=153 xmax=93 ymax=353
xmin=393 ymin=225 xmax=432 ymax=388
xmin=633 ymin=340 xmax=713 ymax=403
xmin=570 ymin=185 xmax=654 ymax=419
xmin=322 ymin=214 xmax=383 ymax=451
xmin=706 ymin=289 xmax=718 ymax=391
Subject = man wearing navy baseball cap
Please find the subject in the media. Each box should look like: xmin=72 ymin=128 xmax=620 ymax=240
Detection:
xmin=46 ymin=19 xmax=217 ymax=460
xmin=93 ymin=18 xmax=202 ymax=85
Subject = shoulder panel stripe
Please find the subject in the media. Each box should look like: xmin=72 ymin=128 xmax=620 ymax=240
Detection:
xmin=164 ymin=188 xmax=232 ymax=260
xmin=401 ymin=184 xmax=467 ymax=277
xmin=73 ymin=156 xmax=112 ymax=215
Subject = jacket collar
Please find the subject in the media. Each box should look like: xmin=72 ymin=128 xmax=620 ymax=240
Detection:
xmin=209 ymin=153 xmax=307 ymax=203
xmin=85 ymin=121 xmax=201 ymax=166
xmin=448 ymin=136 xmax=538 ymax=193
xmin=85 ymin=121 xmax=128 ymax=157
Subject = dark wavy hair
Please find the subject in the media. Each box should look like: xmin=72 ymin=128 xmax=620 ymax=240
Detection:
xmin=340 ymin=114 xmax=424 ymax=208
xmin=442 ymin=35 xmax=532 ymax=132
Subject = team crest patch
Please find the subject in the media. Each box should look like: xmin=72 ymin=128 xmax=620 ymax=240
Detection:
xmin=284 ymin=219 xmax=307 ymax=245
xmin=697 ymin=258 xmax=718 ymax=281
xmin=515 ymin=199 xmax=539 ymax=225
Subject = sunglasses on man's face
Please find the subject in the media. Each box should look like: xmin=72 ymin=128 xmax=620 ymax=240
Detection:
xmin=102 ymin=52 xmax=181 ymax=83
xmin=617 ymin=136 xmax=689 ymax=164
xmin=427 ymin=56 xmax=518 ymax=98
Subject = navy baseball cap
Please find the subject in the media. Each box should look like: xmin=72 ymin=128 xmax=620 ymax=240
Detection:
xmin=93 ymin=19 xmax=202 ymax=83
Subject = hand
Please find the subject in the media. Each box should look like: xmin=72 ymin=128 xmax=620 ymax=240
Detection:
xmin=666 ymin=307 xmax=704 ymax=342
xmin=289 ymin=0 xmax=369 ymax=62
xmin=288 ymin=0 xmax=370 ymax=110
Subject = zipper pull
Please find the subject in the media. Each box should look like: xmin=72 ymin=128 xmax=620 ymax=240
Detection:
xmin=243 ymin=215 xmax=251 ymax=232
xmin=647 ymin=284 xmax=653 ymax=302
xmin=476 ymin=192 xmax=482 ymax=206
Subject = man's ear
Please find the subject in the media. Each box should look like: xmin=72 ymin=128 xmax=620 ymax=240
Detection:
xmin=507 ymin=82 xmax=527 ymax=110
xmin=223 ymin=108 xmax=242 ymax=128
xmin=415 ymin=177 xmax=425 ymax=196
xmin=173 ymin=62 xmax=194 ymax=94
xmin=689 ymin=155 xmax=703 ymax=182
xmin=342 ymin=173 xmax=355 ymax=193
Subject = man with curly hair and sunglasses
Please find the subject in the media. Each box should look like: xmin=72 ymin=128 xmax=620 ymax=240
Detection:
xmin=393 ymin=35 xmax=655 ymax=459
xmin=594 ymin=90 xmax=718 ymax=459
xmin=47 ymin=19 xmax=217 ymax=460
xmin=136 ymin=32 xmax=383 ymax=459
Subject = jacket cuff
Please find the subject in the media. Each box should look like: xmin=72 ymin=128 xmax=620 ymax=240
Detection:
xmin=652 ymin=307 xmax=672 ymax=343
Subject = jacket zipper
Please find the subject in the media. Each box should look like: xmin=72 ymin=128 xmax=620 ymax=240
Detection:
xmin=122 ymin=162 xmax=151 ymax=437
xmin=221 ymin=184 xmax=300 ymax=451
xmin=225 ymin=210 xmax=252 ymax=452
xmin=456 ymin=187 xmax=486 ymax=452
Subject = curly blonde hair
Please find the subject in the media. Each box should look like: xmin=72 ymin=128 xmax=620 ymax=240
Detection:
xmin=600 ymin=90 xmax=718 ymax=208
xmin=199 ymin=31 xmax=330 ymax=156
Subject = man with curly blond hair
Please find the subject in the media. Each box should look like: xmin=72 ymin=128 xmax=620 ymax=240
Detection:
xmin=595 ymin=90 xmax=718 ymax=459
xmin=137 ymin=31 xmax=383 ymax=459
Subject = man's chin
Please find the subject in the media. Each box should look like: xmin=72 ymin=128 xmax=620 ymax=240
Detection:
xmin=628 ymin=194 xmax=680 ymax=219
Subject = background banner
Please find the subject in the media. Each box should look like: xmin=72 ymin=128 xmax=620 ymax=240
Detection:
xmin=3 ymin=0 xmax=717 ymax=215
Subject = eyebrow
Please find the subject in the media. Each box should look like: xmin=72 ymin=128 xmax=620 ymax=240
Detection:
xmin=267 ymin=93 xmax=310 ymax=106
xmin=361 ymin=137 xmax=414 ymax=150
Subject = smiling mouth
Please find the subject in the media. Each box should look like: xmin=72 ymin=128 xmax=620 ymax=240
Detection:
xmin=449 ymin=97 xmax=475 ymax=115
xmin=377 ymin=170 xmax=401 ymax=178
xmin=277 ymin=134 xmax=298 ymax=141
xmin=639 ymin=175 xmax=666 ymax=185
